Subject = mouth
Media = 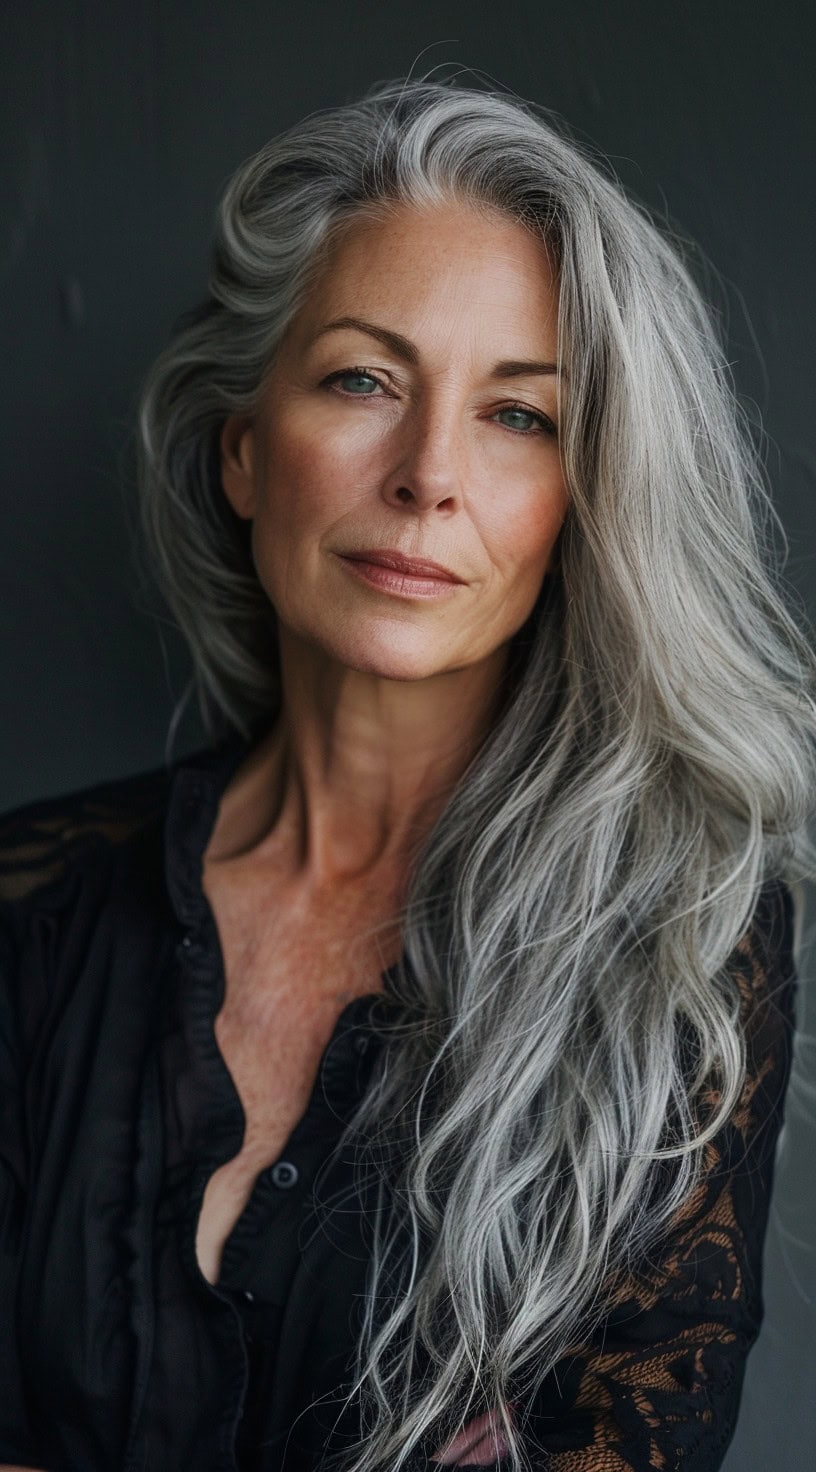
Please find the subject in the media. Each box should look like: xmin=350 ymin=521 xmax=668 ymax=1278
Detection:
xmin=339 ymin=548 xmax=464 ymax=583
xmin=336 ymin=551 xmax=463 ymax=600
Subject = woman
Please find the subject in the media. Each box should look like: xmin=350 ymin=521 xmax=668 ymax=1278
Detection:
xmin=0 ymin=75 xmax=813 ymax=1472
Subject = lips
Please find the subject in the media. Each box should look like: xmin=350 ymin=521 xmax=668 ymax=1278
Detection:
xmin=341 ymin=549 xmax=463 ymax=583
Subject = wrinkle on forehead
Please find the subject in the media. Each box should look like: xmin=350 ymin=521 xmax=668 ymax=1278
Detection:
xmin=280 ymin=197 xmax=560 ymax=380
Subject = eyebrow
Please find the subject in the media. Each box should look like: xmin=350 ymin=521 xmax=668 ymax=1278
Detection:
xmin=308 ymin=315 xmax=561 ymax=379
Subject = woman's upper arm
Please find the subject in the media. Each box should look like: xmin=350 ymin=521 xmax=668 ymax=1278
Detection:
xmin=517 ymin=879 xmax=798 ymax=1471
xmin=0 ymin=837 xmax=58 ymax=1466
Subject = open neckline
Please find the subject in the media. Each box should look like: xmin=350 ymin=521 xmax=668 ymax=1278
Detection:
xmin=163 ymin=730 xmax=408 ymax=1291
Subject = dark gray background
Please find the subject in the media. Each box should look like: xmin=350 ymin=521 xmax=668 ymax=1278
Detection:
xmin=2 ymin=2 xmax=815 ymax=1465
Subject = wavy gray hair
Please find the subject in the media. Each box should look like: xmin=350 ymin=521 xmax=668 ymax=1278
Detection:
xmin=137 ymin=75 xmax=816 ymax=1472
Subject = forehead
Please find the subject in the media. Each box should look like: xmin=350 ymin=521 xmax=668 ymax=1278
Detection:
xmin=290 ymin=199 xmax=559 ymax=344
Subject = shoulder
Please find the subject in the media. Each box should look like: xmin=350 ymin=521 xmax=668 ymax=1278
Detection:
xmin=704 ymin=876 xmax=801 ymax=1177
xmin=0 ymin=730 xmax=247 ymax=1094
xmin=0 ymin=758 xmax=175 ymax=915
xmin=0 ymin=750 xmax=204 ymax=1064
xmin=731 ymin=876 xmax=800 ymax=1047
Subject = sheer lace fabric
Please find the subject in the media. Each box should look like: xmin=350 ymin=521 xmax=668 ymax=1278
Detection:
xmin=0 ymin=756 xmax=797 ymax=1471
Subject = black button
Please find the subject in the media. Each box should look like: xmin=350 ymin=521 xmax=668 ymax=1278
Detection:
xmin=181 ymin=935 xmax=193 ymax=948
xmin=270 ymin=1160 xmax=299 ymax=1189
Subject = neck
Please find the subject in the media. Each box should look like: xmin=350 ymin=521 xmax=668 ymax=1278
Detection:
xmin=207 ymin=625 xmax=511 ymax=893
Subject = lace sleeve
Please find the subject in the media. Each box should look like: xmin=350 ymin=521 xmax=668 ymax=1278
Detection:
xmin=511 ymin=878 xmax=799 ymax=1472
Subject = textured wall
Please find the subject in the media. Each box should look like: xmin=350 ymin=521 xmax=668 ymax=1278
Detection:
xmin=2 ymin=2 xmax=814 ymax=1466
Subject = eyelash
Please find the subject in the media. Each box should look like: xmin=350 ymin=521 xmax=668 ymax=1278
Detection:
xmin=321 ymin=366 xmax=558 ymax=438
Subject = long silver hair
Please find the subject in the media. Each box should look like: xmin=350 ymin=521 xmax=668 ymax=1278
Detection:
xmin=136 ymin=75 xmax=816 ymax=1471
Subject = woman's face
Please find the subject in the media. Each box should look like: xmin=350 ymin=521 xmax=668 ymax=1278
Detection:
xmin=220 ymin=198 xmax=568 ymax=684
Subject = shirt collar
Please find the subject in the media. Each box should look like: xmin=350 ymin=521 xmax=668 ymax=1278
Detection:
xmin=163 ymin=730 xmax=251 ymax=929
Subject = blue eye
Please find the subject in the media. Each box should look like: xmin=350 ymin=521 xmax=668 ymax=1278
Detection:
xmin=324 ymin=367 xmax=381 ymax=395
xmin=497 ymin=406 xmax=556 ymax=436
xmin=322 ymin=367 xmax=557 ymax=437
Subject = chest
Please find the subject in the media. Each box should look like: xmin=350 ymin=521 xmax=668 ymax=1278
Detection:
xmin=193 ymin=864 xmax=400 ymax=1284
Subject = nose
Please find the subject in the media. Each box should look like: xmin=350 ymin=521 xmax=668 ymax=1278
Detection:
xmin=381 ymin=397 xmax=464 ymax=512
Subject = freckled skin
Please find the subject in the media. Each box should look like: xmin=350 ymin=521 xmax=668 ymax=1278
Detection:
xmin=221 ymin=199 xmax=568 ymax=692
xmin=189 ymin=201 xmax=570 ymax=1289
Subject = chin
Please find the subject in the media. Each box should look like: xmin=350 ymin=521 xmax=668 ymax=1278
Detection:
xmin=342 ymin=651 xmax=446 ymax=682
xmin=326 ymin=631 xmax=451 ymax=683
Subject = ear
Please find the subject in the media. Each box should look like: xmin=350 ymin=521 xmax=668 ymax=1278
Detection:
xmin=220 ymin=413 xmax=257 ymax=520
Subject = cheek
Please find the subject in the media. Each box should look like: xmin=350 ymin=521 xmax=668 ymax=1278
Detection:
xmin=483 ymin=475 xmax=568 ymax=577
xmin=253 ymin=441 xmax=330 ymax=538
xmin=259 ymin=418 xmax=372 ymax=527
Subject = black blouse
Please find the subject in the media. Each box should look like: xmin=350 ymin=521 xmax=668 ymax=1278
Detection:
xmin=0 ymin=734 xmax=798 ymax=1472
